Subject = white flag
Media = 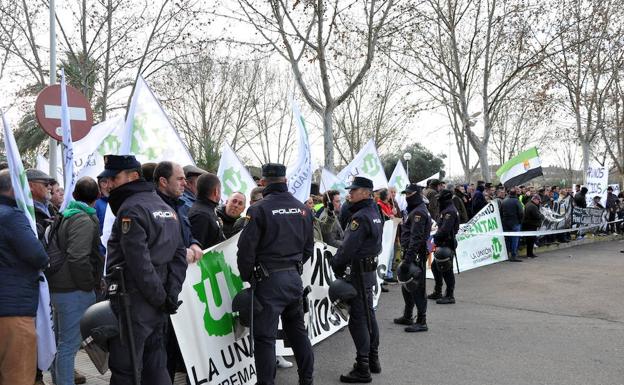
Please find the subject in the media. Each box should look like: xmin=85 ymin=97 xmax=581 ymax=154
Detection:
xmin=319 ymin=168 xmax=346 ymax=195
xmin=217 ymin=143 xmax=257 ymax=207
xmin=337 ymin=139 xmax=388 ymax=190
xmin=286 ymin=101 xmax=313 ymax=203
xmin=2 ymin=110 xmax=56 ymax=370
xmin=59 ymin=68 xmax=76 ymax=211
xmin=388 ymin=161 xmax=410 ymax=211
xmin=119 ymin=75 xmax=194 ymax=164
xmin=416 ymin=172 xmax=440 ymax=187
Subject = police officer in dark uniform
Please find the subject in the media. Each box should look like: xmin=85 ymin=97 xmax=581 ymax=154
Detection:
xmin=236 ymin=163 xmax=314 ymax=385
xmin=393 ymin=183 xmax=431 ymax=332
xmin=102 ymin=155 xmax=188 ymax=385
xmin=330 ymin=176 xmax=383 ymax=383
xmin=428 ymin=189 xmax=460 ymax=304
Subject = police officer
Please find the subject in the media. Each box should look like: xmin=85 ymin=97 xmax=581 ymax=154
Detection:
xmin=428 ymin=189 xmax=460 ymax=304
xmin=236 ymin=163 xmax=314 ymax=385
xmin=330 ymin=176 xmax=383 ymax=383
xmin=393 ymin=183 xmax=431 ymax=332
xmin=103 ymin=155 xmax=187 ymax=385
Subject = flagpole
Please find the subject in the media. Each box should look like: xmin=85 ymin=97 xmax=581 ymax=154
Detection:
xmin=48 ymin=0 xmax=58 ymax=179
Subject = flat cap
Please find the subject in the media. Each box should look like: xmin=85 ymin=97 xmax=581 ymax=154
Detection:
xmin=183 ymin=164 xmax=207 ymax=178
xmin=261 ymin=163 xmax=286 ymax=178
xmin=345 ymin=176 xmax=373 ymax=190
xmin=98 ymin=155 xmax=141 ymax=178
xmin=26 ymin=168 xmax=54 ymax=182
xmin=401 ymin=183 xmax=423 ymax=194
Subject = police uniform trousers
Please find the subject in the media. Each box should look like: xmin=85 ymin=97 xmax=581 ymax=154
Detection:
xmin=109 ymin=294 xmax=171 ymax=385
xmin=401 ymin=258 xmax=427 ymax=318
xmin=254 ymin=270 xmax=313 ymax=385
xmin=431 ymin=259 xmax=455 ymax=294
xmin=348 ymin=283 xmax=380 ymax=360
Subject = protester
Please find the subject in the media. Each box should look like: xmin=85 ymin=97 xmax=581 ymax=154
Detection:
xmin=424 ymin=179 xmax=442 ymax=221
xmin=0 ymin=169 xmax=49 ymax=385
xmin=317 ymin=189 xmax=344 ymax=248
xmin=95 ymin=174 xmax=112 ymax=232
xmin=181 ymin=165 xmax=206 ymax=214
xmin=471 ymin=184 xmax=487 ymax=215
xmin=452 ymin=186 xmax=469 ymax=223
xmin=216 ymin=191 xmax=246 ymax=239
xmin=574 ymin=187 xmax=588 ymax=208
xmin=501 ymin=188 xmax=524 ymax=262
xmin=47 ymin=177 xmax=103 ymax=385
xmin=232 ymin=186 xmax=264 ymax=234
xmin=49 ymin=180 xmax=64 ymax=213
xmin=375 ymin=188 xmax=395 ymax=219
xmin=26 ymin=168 xmax=55 ymax=239
xmin=606 ymin=186 xmax=618 ymax=233
xmin=387 ymin=186 xmax=402 ymax=218
xmin=141 ymin=162 xmax=157 ymax=183
xmin=189 ymin=173 xmax=226 ymax=248
xmin=522 ymin=194 xmax=544 ymax=258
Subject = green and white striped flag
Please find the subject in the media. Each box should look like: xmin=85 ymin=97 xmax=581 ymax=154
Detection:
xmin=496 ymin=147 xmax=543 ymax=188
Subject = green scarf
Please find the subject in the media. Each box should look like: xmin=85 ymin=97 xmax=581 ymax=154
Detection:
xmin=62 ymin=200 xmax=96 ymax=218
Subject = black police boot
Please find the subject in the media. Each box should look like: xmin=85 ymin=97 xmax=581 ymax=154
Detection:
xmin=436 ymin=289 xmax=455 ymax=304
xmin=393 ymin=315 xmax=413 ymax=325
xmin=299 ymin=377 xmax=313 ymax=385
xmin=369 ymin=353 xmax=381 ymax=374
xmin=340 ymin=357 xmax=372 ymax=383
xmin=405 ymin=314 xmax=428 ymax=332
xmin=427 ymin=289 xmax=442 ymax=300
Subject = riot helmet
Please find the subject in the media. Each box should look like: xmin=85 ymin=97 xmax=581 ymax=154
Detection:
xmin=434 ymin=246 xmax=454 ymax=272
xmin=397 ymin=260 xmax=423 ymax=292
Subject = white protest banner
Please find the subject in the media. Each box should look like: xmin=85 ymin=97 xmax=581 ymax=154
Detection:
xmin=416 ymin=172 xmax=440 ymax=187
xmin=59 ymin=69 xmax=76 ymax=211
xmin=388 ymin=161 xmax=410 ymax=211
xmin=217 ymin=143 xmax=257 ymax=207
xmin=2 ymin=110 xmax=56 ymax=370
xmin=173 ymin=221 xmax=399 ymax=380
xmin=337 ymin=139 xmax=388 ymax=190
xmin=585 ymin=162 xmax=608 ymax=206
xmin=286 ymin=101 xmax=313 ymax=203
xmin=455 ymin=202 xmax=508 ymax=272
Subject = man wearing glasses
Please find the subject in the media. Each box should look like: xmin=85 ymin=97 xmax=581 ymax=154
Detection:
xmin=26 ymin=169 xmax=55 ymax=240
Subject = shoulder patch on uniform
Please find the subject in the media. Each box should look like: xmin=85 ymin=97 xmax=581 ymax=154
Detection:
xmin=121 ymin=217 xmax=131 ymax=234
xmin=445 ymin=213 xmax=452 ymax=219
xmin=414 ymin=215 xmax=421 ymax=221
xmin=243 ymin=215 xmax=251 ymax=227
xmin=350 ymin=220 xmax=359 ymax=231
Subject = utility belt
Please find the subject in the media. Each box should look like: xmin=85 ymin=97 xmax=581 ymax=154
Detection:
xmin=350 ymin=255 xmax=378 ymax=273
xmin=253 ymin=260 xmax=303 ymax=282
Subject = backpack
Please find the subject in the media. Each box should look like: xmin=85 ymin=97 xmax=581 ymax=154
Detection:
xmin=43 ymin=214 xmax=67 ymax=275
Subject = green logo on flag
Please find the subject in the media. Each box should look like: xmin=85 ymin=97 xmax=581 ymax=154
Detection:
xmin=362 ymin=154 xmax=380 ymax=176
xmin=491 ymin=237 xmax=502 ymax=260
xmin=222 ymin=167 xmax=248 ymax=196
xmin=98 ymin=135 xmax=121 ymax=156
xmin=395 ymin=176 xmax=405 ymax=190
xmin=193 ymin=251 xmax=244 ymax=336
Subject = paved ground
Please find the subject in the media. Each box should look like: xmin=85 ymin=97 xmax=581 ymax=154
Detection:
xmin=48 ymin=236 xmax=624 ymax=384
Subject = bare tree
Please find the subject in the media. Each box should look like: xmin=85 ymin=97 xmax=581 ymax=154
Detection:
xmin=546 ymin=0 xmax=622 ymax=181
xmin=601 ymin=53 xmax=624 ymax=185
xmin=234 ymin=0 xmax=397 ymax=170
xmin=388 ymin=0 xmax=557 ymax=182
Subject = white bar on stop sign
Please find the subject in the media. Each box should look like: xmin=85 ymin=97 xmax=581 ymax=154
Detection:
xmin=44 ymin=105 xmax=87 ymax=121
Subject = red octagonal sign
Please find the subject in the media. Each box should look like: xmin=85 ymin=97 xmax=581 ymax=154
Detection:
xmin=35 ymin=84 xmax=94 ymax=141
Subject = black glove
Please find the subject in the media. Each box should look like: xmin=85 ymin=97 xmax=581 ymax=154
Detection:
xmin=160 ymin=297 xmax=183 ymax=315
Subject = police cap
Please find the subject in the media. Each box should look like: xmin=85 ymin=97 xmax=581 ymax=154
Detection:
xmin=401 ymin=183 xmax=422 ymax=194
xmin=345 ymin=176 xmax=373 ymax=190
xmin=261 ymin=163 xmax=286 ymax=178
xmin=99 ymin=155 xmax=141 ymax=178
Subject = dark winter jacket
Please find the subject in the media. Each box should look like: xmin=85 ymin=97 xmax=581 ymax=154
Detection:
xmin=189 ymin=198 xmax=226 ymax=248
xmin=216 ymin=205 xmax=240 ymax=240
xmin=522 ymin=201 xmax=544 ymax=228
xmin=471 ymin=189 xmax=488 ymax=216
xmin=574 ymin=192 xmax=587 ymax=208
xmin=452 ymin=191 xmax=468 ymax=223
xmin=501 ymin=196 xmax=524 ymax=229
xmin=157 ymin=190 xmax=199 ymax=248
xmin=47 ymin=201 xmax=103 ymax=292
xmin=0 ymin=195 xmax=49 ymax=317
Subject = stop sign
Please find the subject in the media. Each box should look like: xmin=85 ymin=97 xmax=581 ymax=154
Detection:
xmin=34 ymin=84 xmax=94 ymax=141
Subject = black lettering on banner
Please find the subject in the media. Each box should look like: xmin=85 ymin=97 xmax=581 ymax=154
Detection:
xmin=311 ymin=248 xmax=334 ymax=286
xmin=191 ymin=360 xmax=219 ymax=385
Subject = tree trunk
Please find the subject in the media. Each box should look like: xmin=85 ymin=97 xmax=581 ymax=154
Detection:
xmin=581 ymin=140 xmax=590 ymax=184
xmin=478 ymin=143 xmax=490 ymax=182
xmin=323 ymin=106 xmax=335 ymax=171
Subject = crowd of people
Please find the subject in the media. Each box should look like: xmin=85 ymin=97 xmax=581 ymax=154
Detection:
xmin=0 ymin=155 xmax=622 ymax=385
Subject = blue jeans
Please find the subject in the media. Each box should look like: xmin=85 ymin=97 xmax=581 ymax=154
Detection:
xmin=51 ymin=290 xmax=96 ymax=385
xmin=504 ymin=224 xmax=522 ymax=257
